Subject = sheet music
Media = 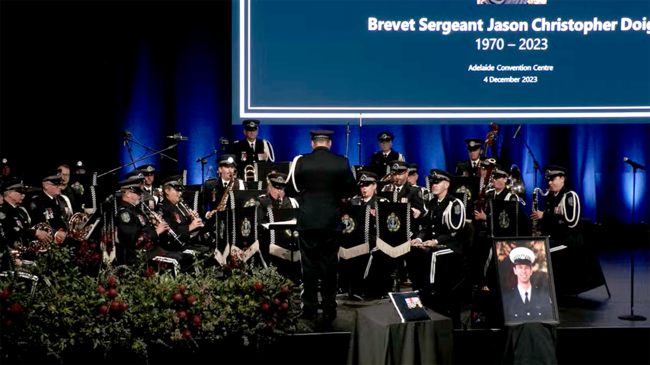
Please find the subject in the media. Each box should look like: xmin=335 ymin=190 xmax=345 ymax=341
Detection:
xmin=262 ymin=218 xmax=297 ymax=230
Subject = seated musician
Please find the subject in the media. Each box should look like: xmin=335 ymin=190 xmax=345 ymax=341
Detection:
xmin=203 ymin=154 xmax=246 ymax=216
xmin=409 ymin=169 xmax=467 ymax=326
xmin=0 ymin=178 xmax=52 ymax=267
xmin=115 ymin=174 xmax=169 ymax=266
xmin=257 ymin=173 xmax=299 ymax=210
xmin=369 ymin=132 xmax=405 ymax=167
xmin=531 ymin=165 xmax=581 ymax=247
xmin=379 ymin=160 xmax=425 ymax=218
xmin=351 ymin=171 xmax=388 ymax=207
xmin=474 ymin=166 xmax=521 ymax=222
xmin=407 ymin=163 xmax=431 ymax=202
xmin=455 ymin=138 xmax=484 ymax=177
xmin=157 ymin=176 xmax=207 ymax=251
xmin=26 ymin=169 xmax=71 ymax=244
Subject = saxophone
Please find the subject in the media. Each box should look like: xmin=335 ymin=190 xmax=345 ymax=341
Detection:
xmin=532 ymin=187 xmax=550 ymax=236
xmin=216 ymin=179 xmax=235 ymax=212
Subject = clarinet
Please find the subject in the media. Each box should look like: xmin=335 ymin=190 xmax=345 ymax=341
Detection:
xmin=531 ymin=188 xmax=550 ymax=237
xmin=178 ymin=198 xmax=203 ymax=239
xmin=139 ymin=203 xmax=185 ymax=246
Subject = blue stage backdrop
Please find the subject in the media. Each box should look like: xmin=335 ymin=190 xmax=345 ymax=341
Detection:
xmin=100 ymin=2 xmax=648 ymax=225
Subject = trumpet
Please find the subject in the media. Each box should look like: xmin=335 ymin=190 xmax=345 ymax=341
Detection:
xmin=139 ymin=203 xmax=185 ymax=246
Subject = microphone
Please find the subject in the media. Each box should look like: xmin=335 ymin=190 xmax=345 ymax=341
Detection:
xmin=623 ymin=157 xmax=646 ymax=170
xmin=123 ymin=130 xmax=131 ymax=146
xmin=167 ymin=133 xmax=188 ymax=141
xmin=513 ymin=125 xmax=522 ymax=139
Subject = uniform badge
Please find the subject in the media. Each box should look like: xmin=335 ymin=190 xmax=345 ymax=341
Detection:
xmin=454 ymin=204 xmax=461 ymax=215
xmin=46 ymin=208 xmax=54 ymax=220
xmin=400 ymin=197 xmax=408 ymax=203
xmin=30 ymin=202 xmax=37 ymax=210
xmin=241 ymin=152 xmax=247 ymax=161
xmin=121 ymin=212 xmax=131 ymax=223
xmin=16 ymin=219 xmax=22 ymax=228
xmin=0 ymin=212 xmax=5 ymax=220
xmin=567 ymin=195 xmax=573 ymax=207
xmin=138 ymin=215 xmax=146 ymax=226
xmin=174 ymin=213 xmax=181 ymax=224
xmin=499 ymin=210 xmax=510 ymax=229
xmin=241 ymin=217 xmax=251 ymax=237
xmin=244 ymin=198 xmax=257 ymax=208
xmin=341 ymin=214 xmax=355 ymax=234
xmin=387 ymin=212 xmax=401 ymax=232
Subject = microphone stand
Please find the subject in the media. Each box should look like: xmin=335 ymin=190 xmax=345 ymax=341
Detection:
xmin=97 ymin=144 xmax=178 ymax=178
xmin=124 ymin=133 xmax=136 ymax=168
xmin=126 ymin=135 xmax=178 ymax=163
xmin=619 ymin=164 xmax=647 ymax=321
xmin=196 ymin=150 xmax=218 ymax=186
xmin=514 ymin=127 xmax=543 ymax=200
xmin=345 ymin=122 xmax=350 ymax=159
xmin=358 ymin=115 xmax=363 ymax=166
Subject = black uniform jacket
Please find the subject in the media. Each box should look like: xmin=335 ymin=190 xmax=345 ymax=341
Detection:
xmin=231 ymin=139 xmax=274 ymax=164
xmin=290 ymin=147 xmax=357 ymax=232
xmin=369 ymin=150 xmax=404 ymax=167
xmin=455 ymin=159 xmax=481 ymax=177
xmin=115 ymin=201 xmax=159 ymax=263
xmin=416 ymin=194 xmax=466 ymax=253
xmin=26 ymin=191 xmax=68 ymax=231
xmin=157 ymin=199 xmax=195 ymax=250
xmin=0 ymin=203 xmax=35 ymax=249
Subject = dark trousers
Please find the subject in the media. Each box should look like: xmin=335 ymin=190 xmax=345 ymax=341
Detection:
xmin=338 ymin=254 xmax=370 ymax=296
xmin=298 ymin=230 xmax=339 ymax=314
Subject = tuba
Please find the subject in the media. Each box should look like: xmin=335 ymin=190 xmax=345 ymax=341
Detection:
xmin=508 ymin=164 xmax=526 ymax=200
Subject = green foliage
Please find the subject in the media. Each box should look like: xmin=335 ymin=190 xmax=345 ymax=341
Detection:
xmin=0 ymin=246 xmax=302 ymax=363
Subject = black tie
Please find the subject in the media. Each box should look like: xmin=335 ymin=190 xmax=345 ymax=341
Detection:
xmin=525 ymin=292 xmax=530 ymax=304
xmin=56 ymin=196 xmax=68 ymax=220
xmin=250 ymin=142 xmax=255 ymax=151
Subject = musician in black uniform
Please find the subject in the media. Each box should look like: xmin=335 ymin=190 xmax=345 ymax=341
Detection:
xmin=203 ymin=154 xmax=246 ymax=215
xmin=410 ymin=169 xmax=467 ymax=326
xmin=58 ymin=164 xmax=83 ymax=213
xmin=379 ymin=161 xmax=426 ymax=218
xmin=115 ymin=175 xmax=169 ymax=266
xmin=474 ymin=166 xmax=521 ymax=223
xmin=369 ymin=132 xmax=405 ymax=167
xmin=0 ymin=179 xmax=52 ymax=267
xmin=137 ymin=164 xmax=160 ymax=208
xmin=455 ymin=138 xmax=484 ymax=177
xmin=26 ymin=170 xmax=70 ymax=243
xmin=288 ymin=130 xmax=357 ymax=320
xmin=504 ymin=247 xmax=553 ymax=322
xmin=157 ymin=176 xmax=206 ymax=249
xmin=257 ymin=173 xmax=299 ymax=211
xmin=231 ymin=119 xmax=275 ymax=164
xmin=531 ymin=165 xmax=581 ymax=246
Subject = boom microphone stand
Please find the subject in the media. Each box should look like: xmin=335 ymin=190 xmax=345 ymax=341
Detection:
xmin=513 ymin=126 xmax=544 ymax=197
xmin=98 ymin=144 xmax=179 ymax=179
xmin=196 ymin=150 xmax=218 ymax=186
xmin=619 ymin=163 xmax=647 ymax=321
xmin=358 ymin=115 xmax=363 ymax=166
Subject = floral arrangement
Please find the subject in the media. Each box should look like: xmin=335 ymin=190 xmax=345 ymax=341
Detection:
xmin=0 ymin=244 xmax=303 ymax=363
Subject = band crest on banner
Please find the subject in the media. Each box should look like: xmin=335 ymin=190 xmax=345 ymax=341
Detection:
xmin=387 ymin=212 xmax=401 ymax=232
xmin=342 ymin=214 xmax=355 ymax=234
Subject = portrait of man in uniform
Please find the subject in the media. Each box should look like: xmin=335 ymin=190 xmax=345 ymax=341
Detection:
xmin=494 ymin=239 xmax=558 ymax=325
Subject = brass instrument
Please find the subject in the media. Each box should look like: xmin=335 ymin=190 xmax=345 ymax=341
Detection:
xmin=244 ymin=164 xmax=257 ymax=182
xmin=216 ymin=178 xmax=235 ymax=212
xmin=508 ymin=164 xmax=526 ymax=199
xmin=532 ymin=187 xmax=550 ymax=236
xmin=139 ymin=203 xmax=185 ymax=246
xmin=67 ymin=212 xmax=93 ymax=241
xmin=20 ymin=222 xmax=55 ymax=255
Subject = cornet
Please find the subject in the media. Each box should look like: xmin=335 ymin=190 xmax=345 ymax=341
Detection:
xmin=244 ymin=164 xmax=257 ymax=182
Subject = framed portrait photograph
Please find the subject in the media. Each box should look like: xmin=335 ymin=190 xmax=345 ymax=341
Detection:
xmin=493 ymin=237 xmax=559 ymax=326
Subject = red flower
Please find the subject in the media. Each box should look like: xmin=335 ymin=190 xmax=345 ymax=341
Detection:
xmin=187 ymin=295 xmax=197 ymax=304
xmin=281 ymin=302 xmax=289 ymax=311
xmin=192 ymin=315 xmax=201 ymax=325
xmin=178 ymin=310 xmax=188 ymax=320
xmin=281 ymin=285 xmax=291 ymax=295
xmin=273 ymin=298 xmax=281 ymax=306
xmin=120 ymin=301 xmax=129 ymax=311
xmin=144 ymin=267 xmax=156 ymax=277
xmin=4 ymin=319 xmax=13 ymax=326
xmin=111 ymin=300 xmax=120 ymax=311
xmin=178 ymin=284 xmax=187 ymax=293
xmin=96 ymin=285 xmax=106 ymax=294
xmin=254 ymin=282 xmax=264 ymax=290
xmin=9 ymin=303 xmax=23 ymax=313
xmin=173 ymin=293 xmax=183 ymax=302
xmin=90 ymin=243 xmax=96 ymax=249
xmin=182 ymin=329 xmax=192 ymax=339
xmin=0 ymin=289 xmax=11 ymax=299
xmin=107 ymin=276 xmax=118 ymax=286
xmin=108 ymin=288 xmax=118 ymax=298
xmin=261 ymin=303 xmax=270 ymax=312
xmin=99 ymin=305 xmax=109 ymax=314
xmin=266 ymin=321 xmax=274 ymax=328
xmin=93 ymin=253 xmax=101 ymax=260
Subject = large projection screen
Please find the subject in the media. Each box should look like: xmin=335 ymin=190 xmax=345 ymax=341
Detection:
xmin=232 ymin=0 xmax=650 ymax=124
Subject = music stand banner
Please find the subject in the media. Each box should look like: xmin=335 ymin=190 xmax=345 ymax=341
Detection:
xmin=376 ymin=202 xmax=411 ymax=258
xmin=231 ymin=207 xmax=259 ymax=262
xmin=339 ymin=205 xmax=370 ymax=260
